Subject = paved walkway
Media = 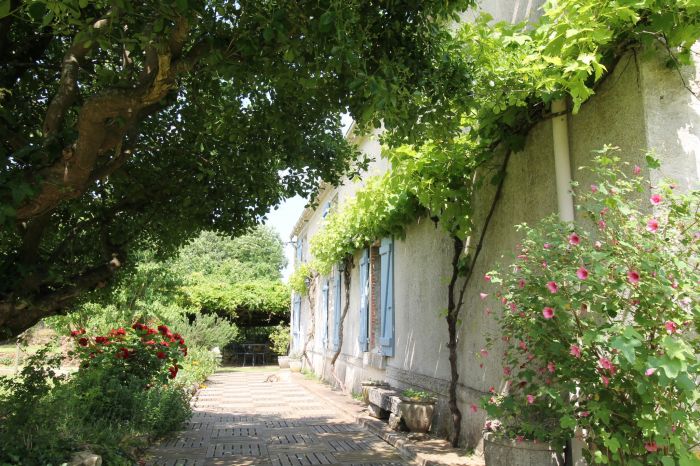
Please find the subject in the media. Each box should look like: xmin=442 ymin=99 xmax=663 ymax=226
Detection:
xmin=146 ymin=370 xmax=407 ymax=466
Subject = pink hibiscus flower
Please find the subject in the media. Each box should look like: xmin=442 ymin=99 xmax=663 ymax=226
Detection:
xmin=665 ymin=321 xmax=679 ymax=334
xmin=650 ymin=194 xmax=662 ymax=205
xmin=542 ymin=307 xmax=555 ymax=319
xmin=526 ymin=394 xmax=535 ymax=404
xmin=576 ymin=267 xmax=589 ymax=280
xmin=627 ymin=270 xmax=640 ymax=285
xmin=633 ymin=165 xmax=641 ymax=175
xmin=646 ymin=218 xmax=659 ymax=233
xmin=546 ymin=281 xmax=558 ymax=293
xmin=570 ymin=344 xmax=581 ymax=358
xmin=645 ymin=368 xmax=656 ymax=376
xmin=568 ymin=232 xmax=580 ymax=245
xmin=644 ymin=442 xmax=658 ymax=453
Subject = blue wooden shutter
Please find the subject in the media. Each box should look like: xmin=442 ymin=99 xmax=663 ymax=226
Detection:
xmin=321 ymin=279 xmax=329 ymax=348
xmin=296 ymin=238 xmax=303 ymax=263
xmin=358 ymin=249 xmax=370 ymax=352
xmin=292 ymin=294 xmax=301 ymax=350
xmin=379 ymin=237 xmax=394 ymax=356
xmin=332 ymin=265 xmax=343 ymax=351
xmin=322 ymin=201 xmax=332 ymax=218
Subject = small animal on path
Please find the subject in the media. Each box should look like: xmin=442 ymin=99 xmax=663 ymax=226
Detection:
xmin=264 ymin=374 xmax=280 ymax=383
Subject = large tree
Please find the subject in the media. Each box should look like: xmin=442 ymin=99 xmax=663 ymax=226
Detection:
xmin=0 ymin=0 xmax=472 ymax=337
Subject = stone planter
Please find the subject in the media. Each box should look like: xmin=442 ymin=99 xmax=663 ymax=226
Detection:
xmin=398 ymin=397 xmax=435 ymax=433
xmin=484 ymin=432 xmax=564 ymax=466
xmin=289 ymin=359 xmax=302 ymax=372
xmin=278 ymin=356 xmax=290 ymax=369
xmin=360 ymin=380 xmax=390 ymax=404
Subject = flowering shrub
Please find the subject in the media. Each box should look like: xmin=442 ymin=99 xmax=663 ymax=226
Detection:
xmin=482 ymin=152 xmax=700 ymax=465
xmin=69 ymin=322 xmax=187 ymax=385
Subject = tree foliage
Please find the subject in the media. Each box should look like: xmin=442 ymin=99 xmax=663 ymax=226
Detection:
xmin=0 ymin=0 xmax=473 ymax=337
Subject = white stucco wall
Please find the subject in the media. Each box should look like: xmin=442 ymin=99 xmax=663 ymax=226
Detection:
xmin=290 ymin=0 xmax=700 ymax=449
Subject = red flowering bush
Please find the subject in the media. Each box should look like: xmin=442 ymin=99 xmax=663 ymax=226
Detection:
xmin=482 ymin=152 xmax=700 ymax=464
xmin=69 ymin=322 xmax=187 ymax=385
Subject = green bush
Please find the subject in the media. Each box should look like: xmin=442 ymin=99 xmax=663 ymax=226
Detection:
xmin=269 ymin=323 xmax=291 ymax=355
xmin=166 ymin=312 xmax=239 ymax=349
xmin=0 ymin=338 xmax=192 ymax=465
xmin=178 ymin=345 xmax=218 ymax=387
xmin=482 ymin=154 xmax=700 ymax=464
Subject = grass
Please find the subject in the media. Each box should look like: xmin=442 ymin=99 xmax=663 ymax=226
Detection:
xmin=215 ymin=365 xmax=279 ymax=373
xmin=0 ymin=344 xmax=49 ymax=353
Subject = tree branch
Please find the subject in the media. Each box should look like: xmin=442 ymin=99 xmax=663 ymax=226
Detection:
xmin=16 ymin=20 xmax=201 ymax=222
xmin=0 ymin=258 xmax=122 ymax=338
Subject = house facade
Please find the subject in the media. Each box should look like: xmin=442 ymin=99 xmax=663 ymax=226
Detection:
xmin=289 ymin=0 xmax=700 ymax=449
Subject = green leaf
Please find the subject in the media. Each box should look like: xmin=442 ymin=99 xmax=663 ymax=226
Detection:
xmin=659 ymin=357 xmax=683 ymax=379
xmin=175 ymin=0 xmax=187 ymax=12
xmin=79 ymin=0 xmax=89 ymax=8
xmin=560 ymin=415 xmax=577 ymax=429
xmin=605 ymin=436 xmax=620 ymax=453
xmin=611 ymin=336 xmax=640 ymax=364
xmin=0 ymin=0 xmax=10 ymax=19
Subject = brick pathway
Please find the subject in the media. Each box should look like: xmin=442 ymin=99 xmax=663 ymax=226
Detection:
xmin=146 ymin=370 xmax=407 ymax=466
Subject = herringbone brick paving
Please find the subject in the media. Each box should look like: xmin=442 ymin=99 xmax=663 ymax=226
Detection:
xmin=146 ymin=370 xmax=408 ymax=466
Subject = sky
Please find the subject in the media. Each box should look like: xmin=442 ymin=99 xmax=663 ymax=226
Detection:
xmin=264 ymin=195 xmax=307 ymax=280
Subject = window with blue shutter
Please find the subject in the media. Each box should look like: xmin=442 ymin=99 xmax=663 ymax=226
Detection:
xmin=358 ymin=249 xmax=370 ymax=352
xmin=332 ymin=264 xmax=343 ymax=351
xmin=296 ymin=238 xmax=303 ymax=263
xmin=379 ymin=237 xmax=394 ymax=356
xmin=292 ymin=294 xmax=301 ymax=349
xmin=321 ymin=279 xmax=329 ymax=348
xmin=322 ymin=201 xmax=332 ymax=218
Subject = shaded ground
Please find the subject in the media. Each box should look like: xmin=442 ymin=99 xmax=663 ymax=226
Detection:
xmin=146 ymin=369 xmax=407 ymax=466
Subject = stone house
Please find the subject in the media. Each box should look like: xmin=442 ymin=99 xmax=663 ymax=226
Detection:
xmin=289 ymin=0 xmax=700 ymax=449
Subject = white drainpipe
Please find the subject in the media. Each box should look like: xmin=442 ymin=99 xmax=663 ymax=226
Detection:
xmin=551 ymin=99 xmax=575 ymax=222
xmin=552 ymin=98 xmax=587 ymax=465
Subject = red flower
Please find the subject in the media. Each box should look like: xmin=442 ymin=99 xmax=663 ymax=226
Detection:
xmin=116 ymin=327 xmax=126 ymax=335
xmin=168 ymin=366 xmax=179 ymax=379
xmin=160 ymin=341 xmax=170 ymax=347
xmin=70 ymin=329 xmax=86 ymax=337
xmin=180 ymin=346 xmax=188 ymax=356
xmin=156 ymin=351 xmax=167 ymax=359
xmin=146 ymin=328 xmax=157 ymax=335
xmin=95 ymin=336 xmax=110 ymax=345
xmin=157 ymin=325 xmax=169 ymax=335
xmin=78 ymin=337 xmax=89 ymax=347
xmin=644 ymin=442 xmax=658 ymax=453
xmin=144 ymin=340 xmax=156 ymax=346
xmin=173 ymin=333 xmax=182 ymax=340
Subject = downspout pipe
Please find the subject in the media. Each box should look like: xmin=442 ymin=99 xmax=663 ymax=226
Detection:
xmin=552 ymin=99 xmax=575 ymax=222
xmin=552 ymin=98 xmax=586 ymax=466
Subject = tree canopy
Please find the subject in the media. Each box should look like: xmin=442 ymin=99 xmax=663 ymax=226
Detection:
xmin=176 ymin=228 xmax=290 ymax=326
xmin=0 ymin=0 xmax=473 ymax=337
